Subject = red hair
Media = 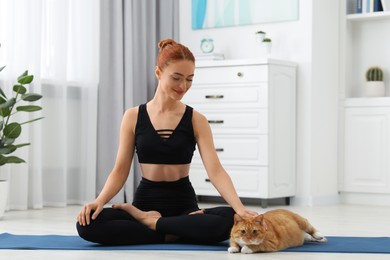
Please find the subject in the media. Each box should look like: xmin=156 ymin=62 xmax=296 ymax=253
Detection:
xmin=157 ymin=39 xmax=195 ymax=70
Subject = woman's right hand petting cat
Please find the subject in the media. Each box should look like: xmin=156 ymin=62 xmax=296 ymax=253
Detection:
xmin=228 ymin=209 xmax=327 ymax=254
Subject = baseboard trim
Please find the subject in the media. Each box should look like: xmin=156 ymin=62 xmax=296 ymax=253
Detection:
xmin=291 ymin=194 xmax=340 ymax=206
xmin=340 ymin=192 xmax=390 ymax=206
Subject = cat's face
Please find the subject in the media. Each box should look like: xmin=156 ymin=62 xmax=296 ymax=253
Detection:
xmin=230 ymin=214 xmax=268 ymax=246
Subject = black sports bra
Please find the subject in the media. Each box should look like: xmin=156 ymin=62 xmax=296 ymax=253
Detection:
xmin=134 ymin=104 xmax=196 ymax=164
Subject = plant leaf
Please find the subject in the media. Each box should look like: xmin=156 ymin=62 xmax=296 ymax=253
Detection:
xmin=16 ymin=105 xmax=42 ymax=112
xmin=3 ymin=122 xmax=22 ymax=139
xmin=0 ymin=121 xmax=3 ymax=131
xmin=21 ymin=93 xmax=42 ymax=102
xmin=18 ymin=74 xmax=34 ymax=85
xmin=0 ymin=144 xmax=17 ymax=154
xmin=3 ymin=137 xmax=15 ymax=145
xmin=15 ymin=143 xmax=30 ymax=148
xmin=20 ymin=117 xmax=44 ymax=125
xmin=0 ymin=143 xmax=30 ymax=155
xmin=0 ymin=108 xmax=10 ymax=117
xmin=0 ymin=154 xmax=25 ymax=165
xmin=0 ymin=87 xmax=6 ymax=99
xmin=0 ymin=65 xmax=5 ymax=72
xmin=0 ymin=97 xmax=15 ymax=117
xmin=17 ymin=71 xmax=28 ymax=81
xmin=0 ymin=97 xmax=15 ymax=109
xmin=0 ymin=155 xmax=6 ymax=165
xmin=13 ymin=84 xmax=27 ymax=94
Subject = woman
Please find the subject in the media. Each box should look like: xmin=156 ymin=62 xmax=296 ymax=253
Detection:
xmin=76 ymin=39 xmax=258 ymax=245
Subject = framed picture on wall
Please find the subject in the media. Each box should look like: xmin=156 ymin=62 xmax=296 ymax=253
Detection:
xmin=192 ymin=0 xmax=299 ymax=30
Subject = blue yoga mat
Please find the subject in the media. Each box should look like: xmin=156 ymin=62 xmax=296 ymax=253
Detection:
xmin=1 ymin=233 xmax=390 ymax=253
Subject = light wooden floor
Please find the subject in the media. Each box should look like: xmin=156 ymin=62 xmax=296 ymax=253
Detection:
xmin=1 ymin=202 xmax=390 ymax=259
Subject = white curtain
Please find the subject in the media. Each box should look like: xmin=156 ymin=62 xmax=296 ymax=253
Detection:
xmin=0 ymin=0 xmax=99 ymax=209
xmin=97 ymin=0 xmax=180 ymax=204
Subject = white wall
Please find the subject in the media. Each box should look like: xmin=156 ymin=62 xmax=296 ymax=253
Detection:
xmin=179 ymin=0 xmax=308 ymax=61
xmin=179 ymin=0 xmax=340 ymax=206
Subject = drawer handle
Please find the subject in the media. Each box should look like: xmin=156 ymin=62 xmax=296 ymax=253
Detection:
xmin=215 ymin=148 xmax=224 ymax=152
xmin=208 ymin=120 xmax=224 ymax=124
xmin=205 ymin=95 xmax=224 ymax=99
xmin=237 ymin=72 xmax=243 ymax=77
xmin=205 ymin=178 xmax=211 ymax=182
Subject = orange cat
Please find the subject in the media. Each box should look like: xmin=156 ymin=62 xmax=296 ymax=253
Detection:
xmin=228 ymin=209 xmax=327 ymax=254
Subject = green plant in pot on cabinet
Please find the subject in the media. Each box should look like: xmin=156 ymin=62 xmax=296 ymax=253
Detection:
xmin=255 ymin=31 xmax=266 ymax=44
xmin=0 ymin=65 xmax=43 ymax=218
xmin=365 ymin=66 xmax=385 ymax=97
xmin=262 ymin=38 xmax=272 ymax=55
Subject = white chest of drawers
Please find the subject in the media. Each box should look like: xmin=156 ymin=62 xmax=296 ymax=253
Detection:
xmin=183 ymin=59 xmax=297 ymax=207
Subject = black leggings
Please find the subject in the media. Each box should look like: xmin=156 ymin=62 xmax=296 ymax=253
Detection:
xmin=76 ymin=176 xmax=235 ymax=245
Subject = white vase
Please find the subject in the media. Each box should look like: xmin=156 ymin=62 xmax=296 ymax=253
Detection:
xmin=0 ymin=180 xmax=9 ymax=219
xmin=255 ymin=33 xmax=265 ymax=45
xmin=264 ymin=42 xmax=272 ymax=55
xmin=365 ymin=81 xmax=385 ymax=97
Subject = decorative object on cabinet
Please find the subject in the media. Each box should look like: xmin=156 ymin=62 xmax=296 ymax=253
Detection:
xmin=255 ymin=31 xmax=266 ymax=44
xmin=195 ymin=53 xmax=225 ymax=61
xmin=262 ymin=38 xmax=272 ymax=43
xmin=254 ymin=31 xmax=272 ymax=57
xmin=262 ymin=38 xmax=272 ymax=55
xmin=195 ymin=37 xmax=225 ymax=61
xmin=182 ymin=59 xmax=297 ymax=208
xmin=200 ymin=37 xmax=214 ymax=53
xmin=365 ymin=66 xmax=385 ymax=97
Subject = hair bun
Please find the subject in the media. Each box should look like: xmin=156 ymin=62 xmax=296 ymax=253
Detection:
xmin=156 ymin=38 xmax=195 ymax=69
xmin=158 ymin=39 xmax=177 ymax=50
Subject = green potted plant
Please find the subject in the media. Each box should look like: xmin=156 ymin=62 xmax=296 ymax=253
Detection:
xmin=262 ymin=38 xmax=272 ymax=55
xmin=262 ymin=38 xmax=272 ymax=43
xmin=0 ymin=65 xmax=43 ymax=218
xmin=255 ymin=31 xmax=266 ymax=44
xmin=365 ymin=66 xmax=385 ymax=97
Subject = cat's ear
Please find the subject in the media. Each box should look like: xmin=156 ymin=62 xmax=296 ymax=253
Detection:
xmin=254 ymin=214 xmax=264 ymax=223
xmin=234 ymin=214 xmax=243 ymax=223
xmin=255 ymin=214 xmax=268 ymax=230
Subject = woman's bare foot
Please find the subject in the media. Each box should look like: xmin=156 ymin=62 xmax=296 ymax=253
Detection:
xmin=112 ymin=203 xmax=161 ymax=230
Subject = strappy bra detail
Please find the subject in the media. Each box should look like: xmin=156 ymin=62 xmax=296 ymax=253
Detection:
xmin=134 ymin=104 xmax=196 ymax=164
xmin=155 ymin=129 xmax=174 ymax=140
